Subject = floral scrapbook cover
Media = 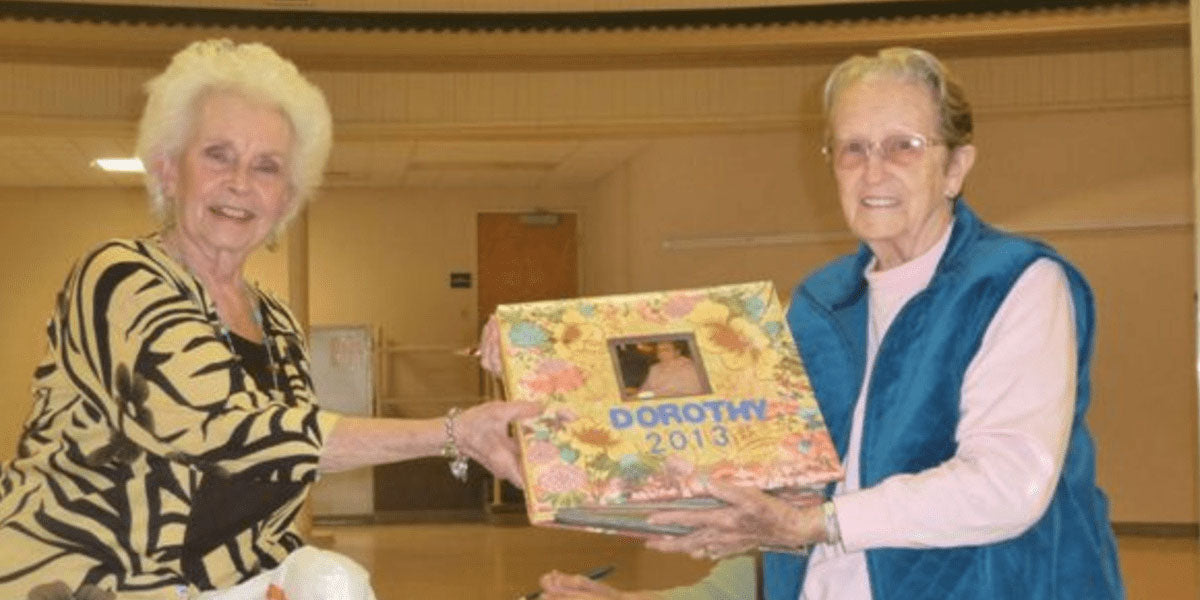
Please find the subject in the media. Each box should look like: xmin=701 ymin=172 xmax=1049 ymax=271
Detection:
xmin=494 ymin=281 xmax=843 ymax=534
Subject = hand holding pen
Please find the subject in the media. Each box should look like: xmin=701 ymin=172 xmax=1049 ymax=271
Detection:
xmin=522 ymin=565 xmax=620 ymax=600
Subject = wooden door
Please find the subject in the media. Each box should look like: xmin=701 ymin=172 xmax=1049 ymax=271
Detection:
xmin=477 ymin=212 xmax=579 ymax=328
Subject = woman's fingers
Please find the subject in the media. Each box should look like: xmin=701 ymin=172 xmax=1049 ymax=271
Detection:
xmin=649 ymin=503 xmax=746 ymax=525
xmin=478 ymin=314 xmax=503 ymax=375
xmin=483 ymin=436 xmax=525 ymax=488
xmin=457 ymin=401 xmax=536 ymax=448
xmin=455 ymin=401 xmax=543 ymax=487
xmin=645 ymin=529 xmax=716 ymax=555
xmin=643 ymin=484 xmax=823 ymax=555
xmin=646 ymin=526 xmax=761 ymax=560
xmin=503 ymin=400 xmax=545 ymax=420
xmin=539 ymin=571 xmax=622 ymax=599
xmin=705 ymin=482 xmax=772 ymax=506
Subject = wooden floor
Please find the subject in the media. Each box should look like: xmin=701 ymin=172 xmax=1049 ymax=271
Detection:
xmin=311 ymin=523 xmax=1199 ymax=599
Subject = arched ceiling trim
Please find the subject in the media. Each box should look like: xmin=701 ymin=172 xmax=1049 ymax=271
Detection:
xmin=0 ymin=0 xmax=1180 ymax=33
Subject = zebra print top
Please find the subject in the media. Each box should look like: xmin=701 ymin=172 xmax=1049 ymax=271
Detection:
xmin=0 ymin=237 xmax=340 ymax=598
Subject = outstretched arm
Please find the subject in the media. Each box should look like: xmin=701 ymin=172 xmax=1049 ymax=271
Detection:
xmin=318 ymin=401 xmax=541 ymax=487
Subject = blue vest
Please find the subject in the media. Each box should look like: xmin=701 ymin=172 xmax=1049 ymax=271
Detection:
xmin=764 ymin=202 xmax=1124 ymax=599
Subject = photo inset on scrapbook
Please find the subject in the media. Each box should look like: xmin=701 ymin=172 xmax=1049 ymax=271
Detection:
xmin=609 ymin=335 xmax=711 ymax=400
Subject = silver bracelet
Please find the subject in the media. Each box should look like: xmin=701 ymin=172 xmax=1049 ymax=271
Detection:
xmin=822 ymin=500 xmax=842 ymax=546
xmin=442 ymin=407 xmax=469 ymax=482
xmin=757 ymin=502 xmax=836 ymax=555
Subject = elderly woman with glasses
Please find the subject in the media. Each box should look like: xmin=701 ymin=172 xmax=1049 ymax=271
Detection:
xmin=538 ymin=47 xmax=1123 ymax=600
xmin=0 ymin=39 xmax=537 ymax=600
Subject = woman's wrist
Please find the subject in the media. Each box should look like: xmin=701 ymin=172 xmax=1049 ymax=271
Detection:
xmin=755 ymin=501 xmax=828 ymax=552
xmin=821 ymin=500 xmax=842 ymax=545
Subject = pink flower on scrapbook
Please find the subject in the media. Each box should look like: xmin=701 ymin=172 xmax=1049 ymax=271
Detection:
xmin=663 ymin=293 xmax=702 ymax=319
xmin=538 ymin=463 xmax=588 ymax=495
xmin=766 ymin=399 xmax=802 ymax=418
xmin=781 ymin=431 xmax=836 ymax=460
xmin=527 ymin=440 xmax=561 ymax=465
xmin=629 ymin=480 xmax=675 ymax=502
xmin=807 ymin=432 xmax=836 ymax=461
xmin=707 ymin=460 xmax=740 ymax=482
xmin=664 ymin=454 xmax=696 ymax=478
xmin=521 ymin=358 xmax=587 ymax=397
xmin=731 ymin=464 xmax=766 ymax=487
xmin=636 ymin=301 xmax=670 ymax=324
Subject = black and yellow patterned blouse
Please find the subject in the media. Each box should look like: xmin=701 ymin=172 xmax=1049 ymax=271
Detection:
xmin=0 ymin=237 xmax=340 ymax=598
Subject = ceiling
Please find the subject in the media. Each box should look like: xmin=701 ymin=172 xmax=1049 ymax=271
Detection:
xmin=0 ymin=133 xmax=648 ymax=190
xmin=0 ymin=1 xmax=1185 ymax=191
xmin=300 ymin=138 xmax=647 ymax=189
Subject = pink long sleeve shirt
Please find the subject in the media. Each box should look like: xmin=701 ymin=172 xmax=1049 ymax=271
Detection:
xmin=800 ymin=223 xmax=1077 ymax=600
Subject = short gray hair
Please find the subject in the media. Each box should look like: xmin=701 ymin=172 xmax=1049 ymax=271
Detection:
xmin=135 ymin=39 xmax=332 ymax=232
xmin=823 ymin=47 xmax=973 ymax=150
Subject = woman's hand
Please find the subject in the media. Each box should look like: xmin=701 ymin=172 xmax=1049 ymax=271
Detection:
xmin=538 ymin=571 xmax=657 ymax=600
xmin=645 ymin=484 xmax=827 ymax=559
xmin=454 ymin=400 xmax=542 ymax=488
xmin=478 ymin=314 xmax=503 ymax=376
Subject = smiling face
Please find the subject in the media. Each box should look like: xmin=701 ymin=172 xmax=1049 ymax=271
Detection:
xmin=828 ymin=76 xmax=975 ymax=270
xmin=158 ymin=90 xmax=294 ymax=261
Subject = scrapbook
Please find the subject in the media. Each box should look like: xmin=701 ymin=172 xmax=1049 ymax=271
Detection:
xmin=493 ymin=281 xmax=841 ymax=535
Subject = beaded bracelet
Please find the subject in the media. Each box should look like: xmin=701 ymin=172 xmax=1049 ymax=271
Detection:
xmin=442 ymin=407 xmax=469 ymax=482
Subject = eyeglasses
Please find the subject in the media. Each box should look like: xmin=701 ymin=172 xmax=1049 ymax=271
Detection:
xmin=822 ymin=133 xmax=945 ymax=170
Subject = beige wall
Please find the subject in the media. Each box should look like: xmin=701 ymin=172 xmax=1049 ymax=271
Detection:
xmin=0 ymin=189 xmax=148 ymax=464
xmin=618 ymin=129 xmax=853 ymax=294
xmin=975 ymin=106 xmax=1195 ymax=524
xmin=304 ymin=186 xmax=606 ymax=416
xmin=0 ymin=37 xmax=1193 ymax=526
xmin=306 ymin=186 xmax=603 ymax=341
xmin=0 ymin=188 xmax=288 ymax=460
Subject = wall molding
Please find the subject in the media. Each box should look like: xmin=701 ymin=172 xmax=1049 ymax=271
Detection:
xmin=662 ymin=218 xmax=1194 ymax=251
xmin=2 ymin=94 xmax=1188 ymax=145
xmin=1111 ymin=521 xmax=1199 ymax=537
xmin=0 ymin=42 xmax=1188 ymax=142
xmin=333 ymin=97 xmax=1192 ymax=140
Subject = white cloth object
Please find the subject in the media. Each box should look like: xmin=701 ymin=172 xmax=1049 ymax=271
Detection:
xmin=196 ymin=547 xmax=376 ymax=600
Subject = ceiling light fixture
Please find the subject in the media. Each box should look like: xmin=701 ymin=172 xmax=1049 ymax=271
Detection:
xmin=93 ymin=158 xmax=145 ymax=173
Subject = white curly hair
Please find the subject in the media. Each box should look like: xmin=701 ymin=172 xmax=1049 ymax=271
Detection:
xmin=135 ymin=39 xmax=332 ymax=234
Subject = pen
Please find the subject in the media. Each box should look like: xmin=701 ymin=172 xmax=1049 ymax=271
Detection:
xmin=518 ymin=564 xmax=616 ymax=600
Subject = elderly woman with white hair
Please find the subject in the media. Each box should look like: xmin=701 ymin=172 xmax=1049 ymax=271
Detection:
xmin=538 ymin=46 xmax=1124 ymax=600
xmin=0 ymin=39 xmax=537 ymax=600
